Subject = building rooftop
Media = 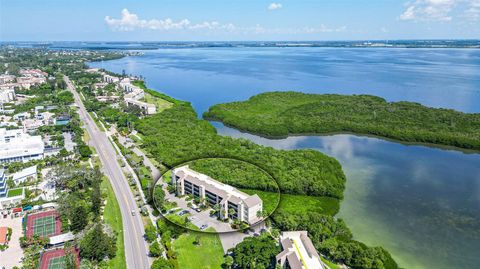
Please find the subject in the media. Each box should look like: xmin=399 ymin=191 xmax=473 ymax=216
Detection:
xmin=277 ymin=231 xmax=326 ymax=269
xmin=175 ymin=165 xmax=251 ymax=200
xmin=12 ymin=165 xmax=37 ymax=181
xmin=49 ymin=232 xmax=74 ymax=245
xmin=0 ymin=128 xmax=44 ymax=161
xmin=0 ymin=227 xmax=7 ymax=244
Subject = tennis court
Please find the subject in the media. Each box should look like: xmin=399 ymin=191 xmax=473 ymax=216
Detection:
xmin=39 ymin=248 xmax=80 ymax=269
xmin=24 ymin=210 xmax=62 ymax=238
xmin=33 ymin=215 xmax=56 ymax=237
xmin=47 ymin=255 xmax=65 ymax=269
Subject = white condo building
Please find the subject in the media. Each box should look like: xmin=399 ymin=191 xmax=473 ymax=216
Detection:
xmin=0 ymin=87 xmax=15 ymax=103
xmin=0 ymin=128 xmax=44 ymax=163
xmin=120 ymin=78 xmax=157 ymax=115
xmin=103 ymin=74 xmax=120 ymax=84
xmin=172 ymin=165 xmax=263 ymax=225
xmin=276 ymin=231 xmax=327 ymax=269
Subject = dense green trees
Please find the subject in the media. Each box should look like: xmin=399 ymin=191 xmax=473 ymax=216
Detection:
xmin=51 ymin=164 xmax=118 ymax=264
xmin=151 ymin=258 xmax=174 ymax=269
xmin=229 ymin=235 xmax=280 ymax=269
xmin=136 ymin=104 xmax=345 ymax=198
xmin=145 ymin=224 xmax=158 ymax=243
xmin=188 ymin=158 xmax=279 ymax=192
xmin=204 ymin=91 xmax=480 ymax=150
xmin=79 ymin=224 xmax=117 ymax=262
xmin=78 ymin=145 xmax=92 ymax=159
xmin=149 ymin=241 xmax=162 ymax=257
xmin=71 ymin=205 xmax=88 ymax=233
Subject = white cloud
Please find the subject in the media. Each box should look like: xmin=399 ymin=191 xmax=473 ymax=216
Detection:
xmin=105 ymin=8 xmax=345 ymax=36
xmin=399 ymin=0 xmax=480 ymax=21
xmin=400 ymin=0 xmax=458 ymax=21
xmin=268 ymin=3 xmax=283 ymax=10
xmin=105 ymin=9 xmax=236 ymax=32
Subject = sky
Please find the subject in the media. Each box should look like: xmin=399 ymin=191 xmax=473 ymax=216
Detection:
xmin=1 ymin=0 xmax=479 ymax=41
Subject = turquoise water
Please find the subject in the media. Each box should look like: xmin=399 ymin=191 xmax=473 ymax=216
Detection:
xmin=90 ymin=47 xmax=480 ymax=269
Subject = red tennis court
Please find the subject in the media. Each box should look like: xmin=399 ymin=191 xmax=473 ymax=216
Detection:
xmin=24 ymin=210 xmax=61 ymax=238
xmin=38 ymin=248 xmax=80 ymax=269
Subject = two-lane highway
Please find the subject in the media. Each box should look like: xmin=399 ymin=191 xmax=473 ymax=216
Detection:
xmin=65 ymin=76 xmax=150 ymax=269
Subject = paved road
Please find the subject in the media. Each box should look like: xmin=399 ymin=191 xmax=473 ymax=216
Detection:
xmin=65 ymin=76 xmax=150 ymax=269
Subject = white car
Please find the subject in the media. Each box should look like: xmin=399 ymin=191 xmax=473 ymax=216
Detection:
xmin=131 ymin=210 xmax=136 ymax=216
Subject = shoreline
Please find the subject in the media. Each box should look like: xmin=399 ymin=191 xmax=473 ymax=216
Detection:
xmin=207 ymin=118 xmax=480 ymax=155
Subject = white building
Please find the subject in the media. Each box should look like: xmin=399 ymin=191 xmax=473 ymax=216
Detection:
xmin=120 ymin=78 xmax=157 ymax=115
xmin=0 ymin=115 xmax=16 ymax=127
xmin=0 ymin=75 xmax=16 ymax=84
xmin=19 ymin=69 xmax=48 ymax=78
xmin=0 ymin=128 xmax=44 ymax=163
xmin=0 ymin=169 xmax=25 ymax=210
xmin=125 ymin=98 xmax=157 ymax=115
xmin=22 ymin=119 xmax=44 ymax=132
xmin=276 ymin=231 xmax=327 ymax=269
xmin=172 ymin=165 xmax=263 ymax=225
xmin=0 ymin=87 xmax=15 ymax=103
xmin=13 ymin=112 xmax=31 ymax=122
xmin=11 ymin=165 xmax=37 ymax=185
xmin=103 ymin=74 xmax=120 ymax=84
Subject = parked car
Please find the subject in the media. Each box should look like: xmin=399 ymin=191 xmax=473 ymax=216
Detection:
xmin=131 ymin=210 xmax=136 ymax=216
xmin=178 ymin=209 xmax=189 ymax=216
xmin=200 ymin=224 xmax=208 ymax=230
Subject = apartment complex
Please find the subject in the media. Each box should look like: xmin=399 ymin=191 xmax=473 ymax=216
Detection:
xmin=0 ymin=169 xmax=25 ymax=209
xmin=276 ymin=231 xmax=326 ymax=269
xmin=0 ymin=128 xmax=44 ymax=163
xmin=101 ymin=74 xmax=156 ymax=115
xmin=172 ymin=165 xmax=263 ymax=225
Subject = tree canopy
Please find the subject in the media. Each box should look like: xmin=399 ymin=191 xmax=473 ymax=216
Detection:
xmin=204 ymin=91 xmax=480 ymax=150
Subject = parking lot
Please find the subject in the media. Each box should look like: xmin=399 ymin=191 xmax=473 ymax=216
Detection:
xmin=0 ymin=214 xmax=24 ymax=269
xmin=164 ymin=191 xmax=234 ymax=232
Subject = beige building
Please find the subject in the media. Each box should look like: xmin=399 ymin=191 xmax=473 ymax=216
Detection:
xmin=172 ymin=165 xmax=263 ymax=225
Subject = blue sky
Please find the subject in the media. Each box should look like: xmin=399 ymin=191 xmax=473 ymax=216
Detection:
xmin=1 ymin=0 xmax=479 ymax=41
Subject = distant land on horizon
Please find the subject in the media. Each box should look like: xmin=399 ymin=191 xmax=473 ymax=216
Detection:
xmin=1 ymin=39 xmax=480 ymax=50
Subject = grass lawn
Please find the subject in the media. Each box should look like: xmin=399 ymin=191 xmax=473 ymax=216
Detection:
xmin=165 ymin=213 xmax=199 ymax=230
xmin=87 ymin=112 xmax=106 ymax=132
xmin=278 ymin=193 xmax=339 ymax=216
xmin=130 ymin=153 xmax=143 ymax=165
xmin=142 ymin=92 xmax=173 ymax=113
xmin=162 ymin=170 xmax=172 ymax=184
xmin=240 ymin=189 xmax=339 ymax=216
xmin=173 ymin=228 xmax=224 ymax=269
xmin=101 ymin=178 xmax=126 ymax=269
xmin=82 ymin=129 xmax=90 ymax=143
xmin=7 ymin=188 xmax=23 ymax=197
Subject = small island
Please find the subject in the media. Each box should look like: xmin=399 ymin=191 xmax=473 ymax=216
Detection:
xmin=204 ymin=91 xmax=480 ymax=150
